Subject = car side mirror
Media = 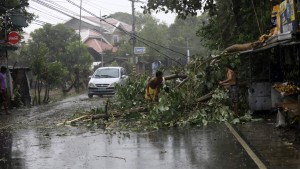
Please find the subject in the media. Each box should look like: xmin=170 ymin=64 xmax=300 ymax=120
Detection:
xmin=89 ymin=75 xmax=92 ymax=78
xmin=121 ymin=75 xmax=127 ymax=79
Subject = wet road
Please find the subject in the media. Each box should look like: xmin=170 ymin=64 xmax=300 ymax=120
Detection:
xmin=1 ymin=125 xmax=257 ymax=169
xmin=0 ymin=94 xmax=298 ymax=169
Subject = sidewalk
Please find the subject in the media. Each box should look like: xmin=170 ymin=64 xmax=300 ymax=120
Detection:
xmin=235 ymin=112 xmax=300 ymax=169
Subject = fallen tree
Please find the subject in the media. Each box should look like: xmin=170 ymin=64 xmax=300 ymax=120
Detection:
xmin=61 ymin=53 xmax=251 ymax=131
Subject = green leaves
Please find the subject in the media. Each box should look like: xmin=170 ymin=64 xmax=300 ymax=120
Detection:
xmin=199 ymin=0 xmax=272 ymax=51
xmin=143 ymin=0 xmax=205 ymax=18
xmin=104 ymin=53 xmax=251 ymax=131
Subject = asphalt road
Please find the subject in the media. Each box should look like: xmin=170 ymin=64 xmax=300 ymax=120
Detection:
xmin=0 ymin=94 xmax=266 ymax=169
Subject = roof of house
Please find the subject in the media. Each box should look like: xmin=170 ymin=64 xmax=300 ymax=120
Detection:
xmin=78 ymin=29 xmax=111 ymax=45
xmin=82 ymin=16 xmax=132 ymax=33
xmin=85 ymin=38 xmax=117 ymax=53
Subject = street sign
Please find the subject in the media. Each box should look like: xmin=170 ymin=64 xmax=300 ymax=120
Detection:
xmin=11 ymin=15 xmax=28 ymax=27
xmin=134 ymin=47 xmax=146 ymax=55
xmin=8 ymin=31 xmax=20 ymax=45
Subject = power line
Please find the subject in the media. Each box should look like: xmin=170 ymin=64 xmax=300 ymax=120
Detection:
xmin=43 ymin=0 xmax=79 ymax=16
xmin=29 ymin=6 xmax=67 ymax=22
xmin=31 ymin=0 xmax=74 ymax=18
xmin=30 ymin=0 xmax=185 ymax=65
xmin=88 ymin=0 xmax=130 ymax=8
xmin=66 ymin=0 xmax=184 ymax=65
xmin=71 ymin=0 xmax=186 ymax=58
xmin=34 ymin=20 xmax=49 ymax=24
xmin=82 ymin=0 xmax=117 ymax=13
xmin=32 ymin=22 xmax=45 ymax=26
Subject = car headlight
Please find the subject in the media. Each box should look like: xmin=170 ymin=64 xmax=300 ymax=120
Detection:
xmin=88 ymin=83 xmax=96 ymax=87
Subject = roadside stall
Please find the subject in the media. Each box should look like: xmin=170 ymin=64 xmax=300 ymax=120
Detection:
xmin=238 ymin=0 xmax=300 ymax=125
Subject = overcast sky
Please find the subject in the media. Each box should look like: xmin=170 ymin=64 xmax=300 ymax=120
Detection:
xmin=24 ymin=0 xmax=177 ymax=33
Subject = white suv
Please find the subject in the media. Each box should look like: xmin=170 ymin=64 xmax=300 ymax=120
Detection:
xmin=88 ymin=67 xmax=127 ymax=98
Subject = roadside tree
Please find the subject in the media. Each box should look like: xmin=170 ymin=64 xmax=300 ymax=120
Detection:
xmin=20 ymin=24 xmax=93 ymax=101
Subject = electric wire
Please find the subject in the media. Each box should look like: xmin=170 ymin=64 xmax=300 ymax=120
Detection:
xmin=34 ymin=20 xmax=49 ymax=24
xmin=30 ymin=0 xmax=186 ymax=65
xmin=43 ymin=0 xmax=79 ymax=16
xmin=81 ymin=0 xmax=116 ymax=13
xmin=66 ymin=0 xmax=183 ymax=65
xmin=32 ymin=22 xmax=45 ymax=26
xmin=86 ymin=0 xmax=129 ymax=8
xmin=73 ymin=0 xmax=187 ymax=58
xmin=29 ymin=6 xmax=68 ymax=22
xmin=32 ymin=0 xmax=186 ymax=59
xmin=31 ymin=0 xmax=74 ymax=18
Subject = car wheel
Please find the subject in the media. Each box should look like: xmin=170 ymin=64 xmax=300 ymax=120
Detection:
xmin=88 ymin=94 xmax=93 ymax=98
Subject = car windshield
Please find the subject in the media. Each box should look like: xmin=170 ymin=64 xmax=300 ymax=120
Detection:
xmin=94 ymin=68 xmax=119 ymax=78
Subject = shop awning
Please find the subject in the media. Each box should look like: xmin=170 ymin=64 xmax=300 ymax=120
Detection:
xmin=240 ymin=40 xmax=291 ymax=54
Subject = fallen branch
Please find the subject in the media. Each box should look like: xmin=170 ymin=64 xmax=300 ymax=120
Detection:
xmin=196 ymin=91 xmax=214 ymax=102
xmin=57 ymin=115 xmax=89 ymax=126
xmin=176 ymin=78 xmax=189 ymax=88
xmin=91 ymin=114 xmax=110 ymax=120
xmin=164 ymin=74 xmax=187 ymax=80
xmin=92 ymin=106 xmax=149 ymax=120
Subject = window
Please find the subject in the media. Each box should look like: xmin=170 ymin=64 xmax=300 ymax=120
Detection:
xmin=113 ymin=35 xmax=119 ymax=45
xmin=94 ymin=68 xmax=119 ymax=78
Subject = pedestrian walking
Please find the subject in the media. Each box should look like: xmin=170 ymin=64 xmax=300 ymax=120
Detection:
xmin=0 ymin=66 xmax=10 ymax=115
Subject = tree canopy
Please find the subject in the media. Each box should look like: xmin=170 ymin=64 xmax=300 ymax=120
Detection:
xmin=19 ymin=24 xmax=93 ymax=103
xmin=143 ymin=0 xmax=273 ymax=51
xmin=142 ymin=0 xmax=214 ymax=18
xmin=0 ymin=0 xmax=34 ymax=31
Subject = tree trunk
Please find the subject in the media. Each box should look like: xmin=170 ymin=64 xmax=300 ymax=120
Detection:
xmin=164 ymin=74 xmax=187 ymax=80
xmin=43 ymin=83 xmax=50 ymax=104
xmin=62 ymin=80 xmax=75 ymax=94
xmin=37 ymin=78 xmax=42 ymax=105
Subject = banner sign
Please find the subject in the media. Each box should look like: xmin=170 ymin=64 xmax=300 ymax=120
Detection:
xmin=280 ymin=0 xmax=297 ymax=33
xmin=134 ymin=47 xmax=146 ymax=55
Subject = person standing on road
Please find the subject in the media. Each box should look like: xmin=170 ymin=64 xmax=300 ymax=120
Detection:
xmin=145 ymin=71 xmax=164 ymax=102
xmin=219 ymin=64 xmax=239 ymax=116
xmin=0 ymin=66 xmax=9 ymax=115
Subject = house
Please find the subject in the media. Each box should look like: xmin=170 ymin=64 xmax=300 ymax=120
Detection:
xmin=64 ymin=16 xmax=132 ymax=64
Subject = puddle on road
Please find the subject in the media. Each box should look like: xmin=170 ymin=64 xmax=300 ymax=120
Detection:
xmin=0 ymin=124 xmax=259 ymax=169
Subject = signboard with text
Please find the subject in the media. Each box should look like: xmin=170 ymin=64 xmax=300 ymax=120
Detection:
xmin=134 ymin=47 xmax=146 ymax=55
xmin=280 ymin=0 xmax=297 ymax=33
xmin=8 ymin=31 xmax=20 ymax=45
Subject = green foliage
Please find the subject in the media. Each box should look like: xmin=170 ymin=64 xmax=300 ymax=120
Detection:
xmin=44 ymin=61 xmax=68 ymax=87
xmin=142 ymin=0 xmax=212 ymax=18
xmin=0 ymin=0 xmax=34 ymax=32
xmin=136 ymin=14 xmax=169 ymax=61
xmin=167 ymin=15 xmax=210 ymax=61
xmin=103 ymin=54 xmax=250 ymax=131
xmin=143 ymin=0 xmax=272 ymax=53
xmin=198 ymin=0 xmax=272 ymax=50
xmin=30 ymin=24 xmax=79 ymax=61
xmin=26 ymin=42 xmax=48 ymax=75
xmin=109 ymin=12 xmax=133 ymax=25
xmin=113 ymin=75 xmax=149 ymax=110
xmin=110 ymin=61 xmax=119 ymax=67
xmin=17 ymin=23 xmax=94 ymax=103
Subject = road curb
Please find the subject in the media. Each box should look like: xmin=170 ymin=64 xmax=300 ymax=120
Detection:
xmin=225 ymin=121 xmax=268 ymax=169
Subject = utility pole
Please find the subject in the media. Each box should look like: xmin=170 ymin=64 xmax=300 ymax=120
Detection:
xmin=99 ymin=10 xmax=103 ymax=67
xmin=129 ymin=0 xmax=137 ymax=73
xmin=186 ymin=38 xmax=190 ymax=64
xmin=76 ymin=0 xmax=83 ymax=93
